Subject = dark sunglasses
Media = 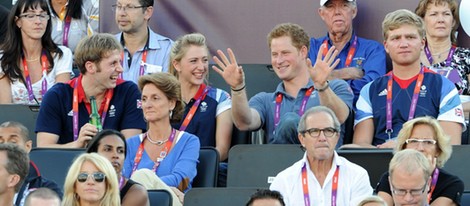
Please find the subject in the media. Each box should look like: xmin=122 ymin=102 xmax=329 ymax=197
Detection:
xmin=77 ymin=172 xmax=106 ymax=183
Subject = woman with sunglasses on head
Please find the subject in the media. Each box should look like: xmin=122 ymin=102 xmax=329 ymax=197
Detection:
xmin=86 ymin=129 xmax=149 ymax=206
xmin=48 ymin=0 xmax=99 ymax=54
xmin=0 ymin=0 xmax=72 ymax=105
xmin=376 ymin=116 xmax=464 ymax=206
xmin=63 ymin=153 xmax=120 ymax=206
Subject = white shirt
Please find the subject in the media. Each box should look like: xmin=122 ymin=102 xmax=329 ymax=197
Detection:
xmin=270 ymin=152 xmax=373 ymax=206
xmin=0 ymin=46 xmax=73 ymax=104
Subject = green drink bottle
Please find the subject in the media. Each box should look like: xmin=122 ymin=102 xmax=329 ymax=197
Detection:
xmin=89 ymin=96 xmax=103 ymax=132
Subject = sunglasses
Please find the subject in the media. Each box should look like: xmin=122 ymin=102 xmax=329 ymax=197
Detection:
xmin=77 ymin=172 xmax=106 ymax=183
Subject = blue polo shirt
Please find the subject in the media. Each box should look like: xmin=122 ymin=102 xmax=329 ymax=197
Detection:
xmin=116 ymin=28 xmax=174 ymax=84
xmin=36 ymin=77 xmax=146 ymax=144
xmin=309 ymin=33 xmax=386 ymax=103
xmin=249 ymin=79 xmax=353 ymax=142
xmin=355 ymin=69 xmax=465 ymax=145
xmin=173 ymin=86 xmax=231 ymax=147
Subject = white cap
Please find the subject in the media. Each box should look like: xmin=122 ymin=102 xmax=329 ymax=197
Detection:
xmin=320 ymin=0 xmax=355 ymax=6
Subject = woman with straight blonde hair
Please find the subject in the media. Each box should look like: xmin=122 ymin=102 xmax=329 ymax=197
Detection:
xmin=62 ymin=153 xmax=120 ymax=206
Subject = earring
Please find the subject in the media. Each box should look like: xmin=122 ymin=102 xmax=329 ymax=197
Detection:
xmin=169 ymin=110 xmax=173 ymax=118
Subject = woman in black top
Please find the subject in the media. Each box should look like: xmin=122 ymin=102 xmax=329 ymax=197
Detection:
xmin=87 ymin=129 xmax=149 ymax=206
xmin=376 ymin=116 xmax=464 ymax=206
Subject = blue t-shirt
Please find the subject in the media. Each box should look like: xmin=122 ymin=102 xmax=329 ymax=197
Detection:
xmin=249 ymin=79 xmax=353 ymax=142
xmin=173 ymin=86 xmax=231 ymax=147
xmin=35 ymin=79 xmax=146 ymax=144
xmin=123 ymin=131 xmax=200 ymax=191
xmin=116 ymin=28 xmax=174 ymax=84
xmin=355 ymin=69 xmax=465 ymax=145
xmin=309 ymin=33 xmax=386 ymax=103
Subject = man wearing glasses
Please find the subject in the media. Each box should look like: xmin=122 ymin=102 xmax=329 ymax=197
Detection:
xmin=389 ymin=149 xmax=433 ymax=206
xmin=270 ymin=106 xmax=372 ymax=205
xmin=114 ymin=0 xmax=174 ymax=84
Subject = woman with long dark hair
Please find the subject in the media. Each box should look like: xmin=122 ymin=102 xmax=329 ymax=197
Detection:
xmin=0 ymin=0 xmax=72 ymax=104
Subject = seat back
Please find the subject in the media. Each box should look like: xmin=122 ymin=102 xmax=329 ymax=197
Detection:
xmin=0 ymin=104 xmax=40 ymax=147
xmin=193 ymin=147 xmax=219 ymax=187
xmin=29 ymin=148 xmax=85 ymax=190
xmin=227 ymin=144 xmax=304 ymax=188
xmin=462 ymin=191 xmax=470 ymax=205
xmin=184 ymin=187 xmax=258 ymax=206
xmin=208 ymin=64 xmax=280 ymax=99
xmin=148 ymin=189 xmax=172 ymax=206
xmin=443 ymin=145 xmax=470 ymax=191
xmin=337 ymin=149 xmax=393 ymax=186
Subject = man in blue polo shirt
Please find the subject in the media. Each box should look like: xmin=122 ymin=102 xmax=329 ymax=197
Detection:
xmin=349 ymin=9 xmax=464 ymax=148
xmin=114 ymin=0 xmax=173 ymax=83
xmin=212 ymin=23 xmax=353 ymax=145
xmin=36 ymin=33 xmax=146 ymax=148
xmin=309 ymin=0 xmax=386 ymax=104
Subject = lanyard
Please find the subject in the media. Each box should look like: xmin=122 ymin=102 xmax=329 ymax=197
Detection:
xmin=427 ymin=168 xmax=439 ymax=203
xmin=322 ymin=35 xmax=358 ymax=67
xmin=62 ymin=16 xmax=72 ymax=47
xmin=274 ymin=87 xmax=314 ymax=128
xmin=301 ymin=163 xmax=340 ymax=206
xmin=119 ymin=176 xmax=125 ymax=190
xmin=118 ymin=49 xmax=148 ymax=79
xmin=22 ymin=50 xmax=48 ymax=102
xmin=424 ymin=43 xmax=456 ymax=67
xmin=179 ymin=84 xmax=210 ymax=131
xmin=130 ymin=128 xmax=176 ymax=176
xmin=386 ymin=67 xmax=425 ymax=139
xmin=72 ymin=78 xmax=114 ymax=141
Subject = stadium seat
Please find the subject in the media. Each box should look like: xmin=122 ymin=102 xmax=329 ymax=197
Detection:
xmin=337 ymin=149 xmax=393 ymax=186
xmin=192 ymin=147 xmax=219 ymax=187
xmin=443 ymin=145 xmax=470 ymax=191
xmin=148 ymin=189 xmax=172 ymax=206
xmin=462 ymin=191 xmax=470 ymax=205
xmin=0 ymin=104 xmax=40 ymax=147
xmin=227 ymin=144 xmax=304 ymax=188
xmin=184 ymin=187 xmax=259 ymax=206
xmin=29 ymin=148 xmax=85 ymax=190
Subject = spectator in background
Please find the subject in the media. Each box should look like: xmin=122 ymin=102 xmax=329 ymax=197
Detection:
xmin=0 ymin=5 xmax=9 ymax=41
xmin=0 ymin=0 xmax=72 ymax=105
xmin=36 ymin=33 xmax=146 ymax=148
xmin=388 ymin=149 xmax=433 ymax=206
xmin=48 ymin=0 xmax=99 ymax=54
xmin=246 ymin=189 xmax=285 ymax=206
xmin=415 ymin=0 xmax=470 ymax=111
xmin=310 ymin=0 xmax=386 ymax=104
xmin=124 ymin=73 xmax=200 ymax=206
xmin=269 ymin=106 xmax=372 ymax=205
xmin=0 ymin=144 xmax=29 ymax=206
xmin=0 ymin=121 xmax=62 ymax=206
xmin=86 ymin=129 xmax=149 ymax=206
xmin=62 ymin=153 xmax=120 ymax=206
xmin=212 ymin=23 xmax=353 ymax=145
xmin=376 ymin=116 xmax=463 ymax=206
xmin=350 ymin=9 xmax=464 ymax=148
xmin=169 ymin=33 xmax=232 ymax=162
xmin=24 ymin=188 xmax=61 ymax=206
xmin=114 ymin=0 xmax=173 ymax=83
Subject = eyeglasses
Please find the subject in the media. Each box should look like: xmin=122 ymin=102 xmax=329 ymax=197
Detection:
xmin=300 ymin=127 xmax=337 ymax=138
xmin=390 ymin=181 xmax=428 ymax=196
xmin=19 ymin=13 xmax=50 ymax=21
xmin=405 ymin=138 xmax=437 ymax=146
xmin=111 ymin=4 xmax=147 ymax=12
xmin=77 ymin=172 xmax=106 ymax=183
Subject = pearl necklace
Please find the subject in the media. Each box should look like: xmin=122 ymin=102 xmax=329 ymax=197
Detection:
xmin=146 ymin=132 xmax=169 ymax=145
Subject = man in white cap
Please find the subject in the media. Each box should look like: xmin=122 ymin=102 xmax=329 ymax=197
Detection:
xmin=309 ymin=0 xmax=386 ymax=105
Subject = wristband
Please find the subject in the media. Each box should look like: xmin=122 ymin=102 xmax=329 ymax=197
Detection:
xmin=231 ymin=84 xmax=246 ymax=92
xmin=315 ymin=80 xmax=329 ymax=92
